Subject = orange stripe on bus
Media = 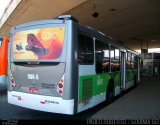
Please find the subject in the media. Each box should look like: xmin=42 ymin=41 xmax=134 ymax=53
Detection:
xmin=0 ymin=38 xmax=9 ymax=75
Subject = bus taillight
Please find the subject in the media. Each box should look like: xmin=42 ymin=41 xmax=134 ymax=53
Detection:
xmin=58 ymin=83 xmax=63 ymax=88
xmin=11 ymin=79 xmax=14 ymax=83
xmin=11 ymin=78 xmax=15 ymax=89
xmin=56 ymin=74 xmax=65 ymax=96
xmin=59 ymin=90 xmax=62 ymax=95
xmin=60 ymin=79 xmax=64 ymax=83
xmin=10 ymin=72 xmax=15 ymax=89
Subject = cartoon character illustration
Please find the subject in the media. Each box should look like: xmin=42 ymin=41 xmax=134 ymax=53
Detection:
xmin=16 ymin=42 xmax=23 ymax=51
xmin=25 ymin=34 xmax=49 ymax=56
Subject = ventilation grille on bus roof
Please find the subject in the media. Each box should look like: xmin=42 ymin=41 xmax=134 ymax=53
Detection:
xmin=57 ymin=15 xmax=78 ymax=22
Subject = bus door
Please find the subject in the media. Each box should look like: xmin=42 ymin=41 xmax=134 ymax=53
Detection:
xmin=120 ymin=51 xmax=126 ymax=90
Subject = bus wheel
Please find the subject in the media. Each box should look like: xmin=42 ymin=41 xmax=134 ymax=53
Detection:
xmin=105 ymin=82 xmax=114 ymax=104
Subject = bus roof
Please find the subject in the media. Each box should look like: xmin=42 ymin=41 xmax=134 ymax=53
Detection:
xmin=11 ymin=15 xmax=139 ymax=56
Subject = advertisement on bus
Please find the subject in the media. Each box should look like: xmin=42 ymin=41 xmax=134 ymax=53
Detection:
xmin=13 ymin=27 xmax=65 ymax=60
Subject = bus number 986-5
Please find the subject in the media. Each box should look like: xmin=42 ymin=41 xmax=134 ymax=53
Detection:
xmin=27 ymin=74 xmax=39 ymax=80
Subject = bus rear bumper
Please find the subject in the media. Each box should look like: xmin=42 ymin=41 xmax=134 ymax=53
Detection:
xmin=8 ymin=91 xmax=74 ymax=115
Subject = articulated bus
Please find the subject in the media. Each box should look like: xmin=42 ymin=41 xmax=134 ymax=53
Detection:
xmin=8 ymin=15 xmax=140 ymax=115
xmin=0 ymin=37 xmax=9 ymax=84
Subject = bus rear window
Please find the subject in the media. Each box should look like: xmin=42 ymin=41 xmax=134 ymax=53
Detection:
xmin=13 ymin=27 xmax=65 ymax=61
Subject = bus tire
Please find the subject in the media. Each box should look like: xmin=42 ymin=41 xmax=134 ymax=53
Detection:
xmin=105 ymin=81 xmax=114 ymax=104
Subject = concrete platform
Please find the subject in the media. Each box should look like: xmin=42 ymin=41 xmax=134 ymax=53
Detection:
xmin=0 ymin=76 xmax=160 ymax=120
xmin=91 ymin=76 xmax=160 ymax=120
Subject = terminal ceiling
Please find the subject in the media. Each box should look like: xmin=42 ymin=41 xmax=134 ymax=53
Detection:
xmin=0 ymin=0 xmax=160 ymax=50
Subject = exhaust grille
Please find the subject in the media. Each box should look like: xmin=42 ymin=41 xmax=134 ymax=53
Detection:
xmin=82 ymin=78 xmax=93 ymax=101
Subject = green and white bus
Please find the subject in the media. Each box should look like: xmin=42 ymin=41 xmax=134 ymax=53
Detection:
xmin=8 ymin=15 xmax=140 ymax=115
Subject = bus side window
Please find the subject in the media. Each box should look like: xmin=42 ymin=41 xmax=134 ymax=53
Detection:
xmin=102 ymin=42 xmax=110 ymax=72
xmin=115 ymin=48 xmax=120 ymax=71
xmin=78 ymin=33 xmax=94 ymax=65
xmin=95 ymin=40 xmax=103 ymax=73
xmin=134 ymin=55 xmax=138 ymax=69
xmin=131 ymin=54 xmax=135 ymax=69
xmin=110 ymin=46 xmax=120 ymax=72
xmin=126 ymin=52 xmax=131 ymax=70
xmin=110 ymin=46 xmax=115 ymax=72
xmin=95 ymin=39 xmax=110 ymax=74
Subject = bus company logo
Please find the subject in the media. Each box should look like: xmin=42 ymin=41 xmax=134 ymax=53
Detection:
xmin=40 ymin=100 xmax=59 ymax=105
xmin=27 ymin=74 xmax=39 ymax=80
xmin=12 ymin=95 xmax=21 ymax=98
xmin=12 ymin=95 xmax=23 ymax=101
xmin=45 ymin=100 xmax=59 ymax=104
xmin=97 ymin=76 xmax=103 ymax=86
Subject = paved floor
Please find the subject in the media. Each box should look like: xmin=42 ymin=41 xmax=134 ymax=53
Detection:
xmin=91 ymin=76 xmax=160 ymax=120
xmin=0 ymin=76 xmax=160 ymax=120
